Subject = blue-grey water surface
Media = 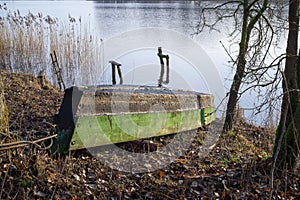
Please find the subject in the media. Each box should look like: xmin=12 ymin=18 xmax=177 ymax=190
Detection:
xmin=5 ymin=0 xmax=285 ymax=124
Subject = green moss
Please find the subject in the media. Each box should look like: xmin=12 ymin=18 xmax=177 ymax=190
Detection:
xmin=69 ymin=108 xmax=215 ymax=151
xmin=227 ymin=130 xmax=236 ymax=136
xmin=274 ymin=102 xmax=300 ymax=169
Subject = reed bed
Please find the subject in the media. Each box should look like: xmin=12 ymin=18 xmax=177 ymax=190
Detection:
xmin=0 ymin=4 xmax=103 ymax=88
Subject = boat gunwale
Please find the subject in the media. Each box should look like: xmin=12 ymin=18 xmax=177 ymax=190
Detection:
xmin=76 ymin=85 xmax=213 ymax=96
xmin=76 ymin=107 xmax=216 ymax=117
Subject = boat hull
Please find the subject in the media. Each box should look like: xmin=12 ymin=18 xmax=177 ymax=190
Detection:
xmin=70 ymin=107 xmax=215 ymax=150
xmin=51 ymin=85 xmax=215 ymax=154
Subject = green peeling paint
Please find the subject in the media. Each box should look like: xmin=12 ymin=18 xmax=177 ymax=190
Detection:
xmin=69 ymin=107 xmax=215 ymax=150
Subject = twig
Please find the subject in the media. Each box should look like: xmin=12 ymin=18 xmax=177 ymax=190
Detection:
xmin=220 ymin=41 xmax=236 ymax=64
xmin=0 ymin=131 xmax=11 ymax=138
xmin=0 ymin=134 xmax=57 ymax=151
xmin=269 ymin=71 xmax=290 ymax=200
xmin=50 ymin=185 xmax=57 ymax=200
xmin=0 ymin=164 xmax=9 ymax=198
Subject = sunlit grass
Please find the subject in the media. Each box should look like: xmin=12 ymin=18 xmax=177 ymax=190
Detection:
xmin=0 ymin=4 xmax=103 ymax=88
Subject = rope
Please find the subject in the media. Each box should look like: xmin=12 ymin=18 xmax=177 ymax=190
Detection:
xmin=0 ymin=134 xmax=57 ymax=151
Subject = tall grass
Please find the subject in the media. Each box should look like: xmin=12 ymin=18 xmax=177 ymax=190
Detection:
xmin=0 ymin=4 xmax=103 ymax=87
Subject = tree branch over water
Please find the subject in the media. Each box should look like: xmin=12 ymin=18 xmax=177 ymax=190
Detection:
xmin=195 ymin=0 xmax=286 ymax=131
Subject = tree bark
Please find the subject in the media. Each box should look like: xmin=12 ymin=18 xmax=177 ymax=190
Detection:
xmin=223 ymin=1 xmax=249 ymax=133
xmin=223 ymin=0 xmax=269 ymax=133
xmin=273 ymin=0 xmax=299 ymax=170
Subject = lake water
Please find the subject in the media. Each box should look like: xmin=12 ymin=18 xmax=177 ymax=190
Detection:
xmin=4 ymin=0 xmax=285 ymax=124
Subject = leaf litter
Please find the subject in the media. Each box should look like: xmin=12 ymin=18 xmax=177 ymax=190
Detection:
xmin=0 ymin=70 xmax=299 ymax=199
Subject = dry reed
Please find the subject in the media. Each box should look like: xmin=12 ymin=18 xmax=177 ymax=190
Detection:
xmin=0 ymin=4 xmax=103 ymax=88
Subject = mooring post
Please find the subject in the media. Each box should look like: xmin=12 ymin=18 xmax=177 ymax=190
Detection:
xmin=112 ymin=64 xmax=116 ymax=85
xmin=109 ymin=61 xmax=123 ymax=85
xmin=117 ymin=65 xmax=123 ymax=85
xmin=157 ymin=47 xmax=170 ymax=87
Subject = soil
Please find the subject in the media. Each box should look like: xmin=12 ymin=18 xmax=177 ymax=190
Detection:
xmin=0 ymin=70 xmax=299 ymax=199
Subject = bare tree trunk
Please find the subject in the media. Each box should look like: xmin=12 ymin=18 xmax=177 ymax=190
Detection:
xmin=223 ymin=0 xmax=269 ymax=133
xmin=273 ymin=0 xmax=300 ymax=170
xmin=222 ymin=9 xmax=248 ymax=132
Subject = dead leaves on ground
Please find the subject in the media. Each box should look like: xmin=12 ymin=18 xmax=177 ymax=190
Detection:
xmin=0 ymin=70 xmax=299 ymax=199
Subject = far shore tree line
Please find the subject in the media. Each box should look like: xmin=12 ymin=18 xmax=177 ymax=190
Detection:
xmin=0 ymin=0 xmax=299 ymax=178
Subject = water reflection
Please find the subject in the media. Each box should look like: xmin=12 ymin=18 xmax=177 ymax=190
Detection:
xmin=5 ymin=1 xmax=284 ymax=124
xmin=157 ymin=47 xmax=170 ymax=87
xmin=93 ymin=1 xmax=202 ymax=38
xmin=5 ymin=0 xmax=226 ymax=88
xmin=100 ymin=47 xmax=209 ymax=94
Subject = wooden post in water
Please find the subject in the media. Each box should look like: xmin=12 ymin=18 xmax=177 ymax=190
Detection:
xmin=50 ymin=51 xmax=66 ymax=91
xmin=112 ymin=63 xmax=116 ymax=85
xmin=157 ymin=47 xmax=170 ymax=87
xmin=109 ymin=61 xmax=123 ymax=85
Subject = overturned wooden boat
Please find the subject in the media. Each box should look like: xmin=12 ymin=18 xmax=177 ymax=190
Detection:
xmin=51 ymin=85 xmax=215 ymax=155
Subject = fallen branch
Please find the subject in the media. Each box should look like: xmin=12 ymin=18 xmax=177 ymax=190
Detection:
xmin=0 ymin=134 xmax=57 ymax=151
